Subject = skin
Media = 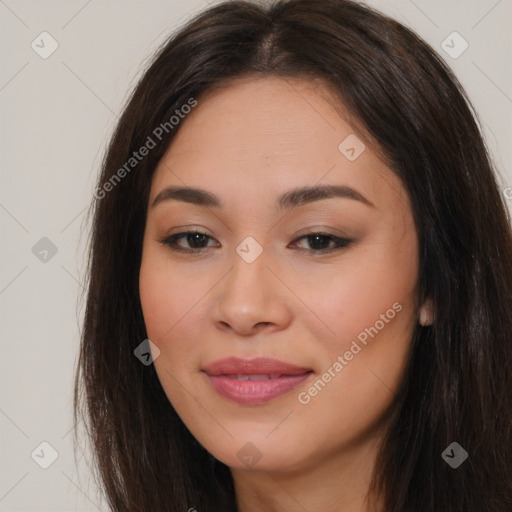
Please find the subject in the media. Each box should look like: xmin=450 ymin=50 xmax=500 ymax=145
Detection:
xmin=139 ymin=76 xmax=432 ymax=512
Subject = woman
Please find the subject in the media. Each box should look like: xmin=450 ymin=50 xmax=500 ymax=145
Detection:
xmin=74 ymin=0 xmax=512 ymax=510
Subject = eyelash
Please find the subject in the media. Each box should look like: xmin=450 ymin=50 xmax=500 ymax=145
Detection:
xmin=159 ymin=230 xmax=352 ymax=255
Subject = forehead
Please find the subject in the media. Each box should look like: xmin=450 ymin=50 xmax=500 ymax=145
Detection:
xmin=150 ymin=76 xmax=403 ymax=211
xmin=161 ymin=76 xmax=356 ymax=162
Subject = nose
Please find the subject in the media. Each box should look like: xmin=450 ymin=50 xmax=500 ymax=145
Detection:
xmin=213 ymin=247 xmax=292 ymax=337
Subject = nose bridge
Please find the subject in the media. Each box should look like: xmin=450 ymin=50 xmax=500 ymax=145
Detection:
xmin=227 ymin=236 xmax=269 ymax=301
xmin=214 ymin=235 xmax=288 ymax=333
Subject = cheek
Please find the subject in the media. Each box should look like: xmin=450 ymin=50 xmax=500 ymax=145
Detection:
xmin=302 ymin=239 xmax=418 ymax=349
xmin=139 ymin=267 xmax=173 ymax=343
xmin=138 ymin=249 xmax=220 ymax=396
xmin=296 ymin=285 xmax=415 ymax=448
xmin=299 ymin=237 xmax=418 ymax=410
xmin=139 ymin=251 xmax=202 ymax=344
xmin=139 ymin=257 xmax=202 ymax=405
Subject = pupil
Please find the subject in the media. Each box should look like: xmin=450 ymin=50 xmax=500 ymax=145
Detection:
xmin=309 ymin=235 xmax=330 ymax=250
xmin=188 ymin=233 xmax=207 ymax=248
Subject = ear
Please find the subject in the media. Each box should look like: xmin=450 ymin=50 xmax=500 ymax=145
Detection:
xmin=419 ymin=299 xmax=434 ymax=326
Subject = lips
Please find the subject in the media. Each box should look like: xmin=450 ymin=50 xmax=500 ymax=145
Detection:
xmin=202 ymin=357 xmax=313 ymax=404
xmin=202 ymin=356 xmax=312 ymax=376
xmin=225 ymin=374 xmax=283 ymax=380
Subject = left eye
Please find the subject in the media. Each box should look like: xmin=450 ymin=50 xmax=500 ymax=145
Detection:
xmin=291 ymin=233 xmax=352 ymax=252
xmin=160 ymin=231 xmax=352 ymax=254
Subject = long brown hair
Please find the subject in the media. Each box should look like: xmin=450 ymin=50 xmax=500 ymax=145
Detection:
xmin=74 ymin=1 xmax=512 ymax=510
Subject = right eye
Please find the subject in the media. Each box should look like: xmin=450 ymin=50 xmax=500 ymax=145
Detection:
xmin=160 ymin=230 xmax=219 ymax=253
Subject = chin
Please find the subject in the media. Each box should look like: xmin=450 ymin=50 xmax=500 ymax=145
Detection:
xmin=199 ymin=432 xmax=313 ymax=473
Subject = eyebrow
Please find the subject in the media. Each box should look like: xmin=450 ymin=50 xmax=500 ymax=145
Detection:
xmin=150 ymin=184 xmax=375 ymax=210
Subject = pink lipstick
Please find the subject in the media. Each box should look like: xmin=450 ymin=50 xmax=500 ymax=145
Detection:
xmin=202 ymin=357 xmax=313 ymax=404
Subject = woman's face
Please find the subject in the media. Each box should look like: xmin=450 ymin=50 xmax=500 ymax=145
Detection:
xmin=139 ymin=76 xmax=423 ymax=473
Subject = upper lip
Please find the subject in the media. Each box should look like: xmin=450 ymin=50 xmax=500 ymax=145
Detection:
xmin=202 ymin=357 xmax=312 ymax=376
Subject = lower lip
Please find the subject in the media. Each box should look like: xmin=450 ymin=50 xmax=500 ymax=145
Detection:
xmin=205 ymin=373 xmax=313 ymax=404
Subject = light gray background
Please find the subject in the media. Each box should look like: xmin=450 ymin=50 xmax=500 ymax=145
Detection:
xmin=1 ymin=0 xmax=510 ymax=510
